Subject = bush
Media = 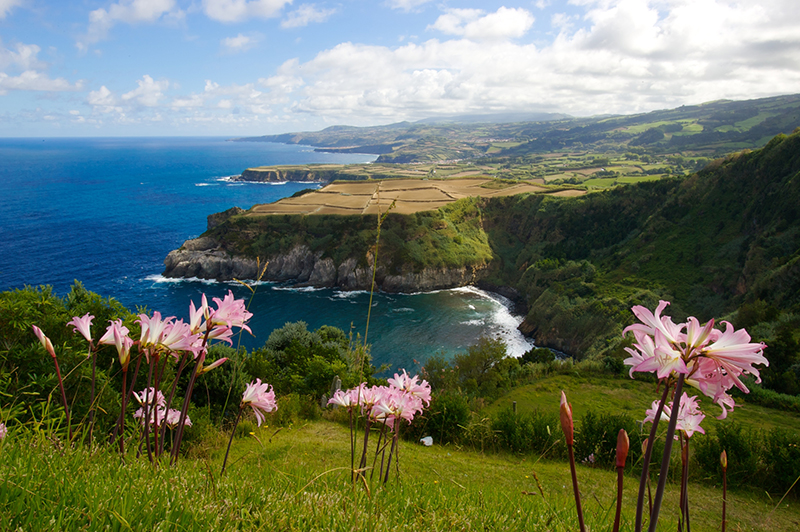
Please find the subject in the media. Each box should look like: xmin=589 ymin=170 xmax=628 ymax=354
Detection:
xmin=574 ymin=411 xmax=643 ymax=470
xmin=695 ymin=423 xmax=761 ymax=487
xmin=404 ymin=390 xmax=469 ymax=445
xmin=491 ymin=406 xmax=563 ymax=458
xmin=761 ymin=428 xmax=800 ymax=493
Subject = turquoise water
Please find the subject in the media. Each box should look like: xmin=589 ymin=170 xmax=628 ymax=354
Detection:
xmin=0 ymin=137 xmax=532 ymax=372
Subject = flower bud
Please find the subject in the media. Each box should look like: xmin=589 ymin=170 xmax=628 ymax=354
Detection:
xmin=616 ymin=429 xmax=630 ymax=469
xmin=720 ymin=449 xmax=727 ymax=472
xmin=560 ymin=390 xmax=574 ymax=446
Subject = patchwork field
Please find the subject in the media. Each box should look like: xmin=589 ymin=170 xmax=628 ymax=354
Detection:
xmin=247 ymin=177 xmax=578 ymax=215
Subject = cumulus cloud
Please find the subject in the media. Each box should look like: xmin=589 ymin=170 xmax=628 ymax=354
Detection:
xmin=221 ymin=33 xmax=261 ymax=53
xmin=241 ymin=0 xmax=800 ymax=124
xmin=0 ymin=40 xmax=83 ymax=95
xmin=281 ymin=4 xmax=336 ymax=28
xmin=0 ymin=0 xmax=23 ymax=19
xmin=1 ymin=41 xmax=46 ymax=71
xmin=122 ymin=75 xmax=169 ymax=107
xmin=428 ymin=7 xmax=535 ymax=40
xmin=78 ymin=0 xmax=180 ymax=51
xmin=0 ymin=71 xmax=82 ymax=94
xmin=202 ymin=0 xmax=292 ymax=23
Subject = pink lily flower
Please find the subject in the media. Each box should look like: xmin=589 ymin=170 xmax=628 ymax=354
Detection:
xmin=32 ymin=325 xmax=56 ymax=358
xmin=210 ymin=290 xmax=253 ymax=334
xmin=67 ymin=313 xmax=94 ymax=344
xmin=644 ymin=392 xmax=705 ymax=438
xmin=240 ymin=378 xmax=278 ymax=426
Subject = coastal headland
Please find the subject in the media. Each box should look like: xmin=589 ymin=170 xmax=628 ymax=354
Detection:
xmin=164 ymin=130 xmax=800 ymax=359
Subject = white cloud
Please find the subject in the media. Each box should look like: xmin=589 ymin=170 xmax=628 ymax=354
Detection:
xmin=221 ymin=33 xmax=261 ymax=53
xmin=88 ymin=85 xmax=117 ymax=107
xmin=79 ymin=0 xmax=180 ymax=51
xmin=0 ymin=0 xmax=23 ymax=19
xmin=1 ymin=42 xmax=46 ymax=70
xmin=244 ymin=0 xmax=800 ymax=124
xmin=121 ymin=75 xmax=169 ymax=107
xmin=202 ymin=0 xmax=293 ymax=23
xmin=428 ymin=7 xmax=535 ymax=40
xmin=0 ymin=70 xmax=82 ymax=94
xmin=385 ymin=0 xmax=432 ymax=12
xmin=281 ymin=4 xmax=336 ymax=28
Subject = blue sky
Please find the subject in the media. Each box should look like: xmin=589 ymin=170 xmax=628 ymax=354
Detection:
xmin=1 ymin=0 xmax=798 ymax=136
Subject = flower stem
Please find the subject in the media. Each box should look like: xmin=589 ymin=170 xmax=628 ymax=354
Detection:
xmin=613 ymin=465 xmax=624 ymax=532
xmin=635 ymin=382 xmax=671 ymax=532
xmin=648 ymin=373 xmax=685 ymax=532
xmin=567 ymin=442 xmax=586 ymax=532
xmin=221 ymin=406 xmax=243 ymax=475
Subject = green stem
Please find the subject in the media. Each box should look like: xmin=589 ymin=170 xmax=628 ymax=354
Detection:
xmin=567 ymin=442 xmax=586 ymax=532
xmin=221 ymin=406 xmax=243 ymax=475
xmin=635 ymin=382 xmax=671 ymax=532
xmin=648 ymin=374 xmax=685 ymax=532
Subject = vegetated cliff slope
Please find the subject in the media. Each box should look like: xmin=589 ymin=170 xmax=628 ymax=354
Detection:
xmin=480 ymin=130 xmax=800 ymax=358
xmin=165 ymin=131 xmax=800 ymax=359
xmin=163 ymin=197 xmax=493 ymax=293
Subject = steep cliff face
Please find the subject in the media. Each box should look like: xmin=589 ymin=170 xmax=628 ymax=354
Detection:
xmin=163 ymin=238 xmax=488 ymax=292
xmin=234 ymin=168 xmax=331 ymax=183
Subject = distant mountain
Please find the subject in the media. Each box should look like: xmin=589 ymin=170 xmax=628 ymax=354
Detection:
xmin=414 ymin=112 xmax=570 ymax=124
xmin=232 ymin=93 xmax=800 ymax=163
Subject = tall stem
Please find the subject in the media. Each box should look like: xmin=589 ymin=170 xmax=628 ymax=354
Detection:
xmin=119 ymin=367 xmax=128 ymax=455
xmin=567 ymin=442 xmax=586 ymax=532
xmin=171 ymin=352 xmax=203 ymax=465
xmin=681 ymin=436 xmax=691 ymax=532
xmin=635 ymin=382 xmax=672 ymax=532
xmin=648 ymin=374 xmax=685 ymax=532
xmin=159 ymin=351 xmax=189 ymax=456
xmin=143 ymin=357 xmax=155 ymax=463
xmin=52 ymin=355 xmax=72 ymax=441
xmin=383 ymin=429 xmax=399 ymax=484
xmin=221 ymin=406 xmax=243 ymax=475
xmin=613 ymin=465 xmax=624 ymax=532
xmin=89 ymin=348 xmax=96 ymax=442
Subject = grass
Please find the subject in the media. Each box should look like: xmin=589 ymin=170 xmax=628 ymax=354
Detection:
xmin=486 ymin=373 xmax=800 ymax=434
xmin=2 ymin=417 xmax=799 ymax=531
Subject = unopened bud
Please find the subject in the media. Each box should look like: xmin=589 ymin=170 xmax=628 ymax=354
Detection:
xmin=720 ymin=450 xmax=727 ymax=471
xmin=616 ymin=429 xmax=630 ymax=468
xmin=560 ymin=390 xmax=574 ymax=446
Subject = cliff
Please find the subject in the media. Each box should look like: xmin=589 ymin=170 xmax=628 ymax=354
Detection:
xmin=163 ymin=196 xmax=493 ymax=293
xmin=164 ymin=132 xmax=800 ymax=360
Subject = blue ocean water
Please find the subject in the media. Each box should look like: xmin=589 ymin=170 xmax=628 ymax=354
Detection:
xmin=0 ymin=137 xmax=532 ymax=373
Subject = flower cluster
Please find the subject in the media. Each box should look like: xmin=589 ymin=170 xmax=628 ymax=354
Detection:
xmin=329 ymin=370 xmax=431 ymax=429
xmin=131 ymin=388 xmax=192 ymax=429
xmin=623 ymin=300 xmax=768 ymax=419
xmin=644 ymin=392 xmax=705 ymax=438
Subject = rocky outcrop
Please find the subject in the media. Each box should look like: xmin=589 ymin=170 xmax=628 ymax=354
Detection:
xmin=163 ymin=239 xmax=488 ymax=292
xmin=234 ymin=168 xmax=328 ymax=183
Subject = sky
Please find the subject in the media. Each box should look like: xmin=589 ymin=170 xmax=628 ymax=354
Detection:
xmin=1 ymin=0 xmax=799 ymax=136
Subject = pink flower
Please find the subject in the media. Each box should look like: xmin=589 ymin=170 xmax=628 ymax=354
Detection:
xmin=328 ymin=389 xmax=354 ymax=408
xmin=137 ymin=311 xmax=173 ymax=349
xmin=197 ymin=357 xmax=228 ymax=376
xmin=209 ymin=291 xmax=252 ymax=334
xmin=100 ymin=320 xmax=133 ymax=369
xmin=0 ymin=422 xmax=7 ymax=440
xmin=388 ymin=370 xmax=432 ymax=407
xmin=241 ymin=378 xmax=278 ymax=426
xmin=133 ymin=387 xmax=166 ymax=408
xmin=67 ymin=313 xmax=94 ymax=344
xmin=644 ymin=392 xmax=705 ymax=438
xmin=32 ymin=325 xmax=56 ymax=358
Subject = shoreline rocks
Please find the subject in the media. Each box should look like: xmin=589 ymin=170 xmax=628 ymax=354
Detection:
xmin=163 ymin=239 xmax=489 ymax=293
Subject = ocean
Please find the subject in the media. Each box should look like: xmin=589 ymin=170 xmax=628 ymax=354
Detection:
xmin=0 ymin=137 xmax=533 ymax=373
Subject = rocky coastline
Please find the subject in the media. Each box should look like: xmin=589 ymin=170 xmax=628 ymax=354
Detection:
xmin=163 ymin=237 xmax=489 ymax=293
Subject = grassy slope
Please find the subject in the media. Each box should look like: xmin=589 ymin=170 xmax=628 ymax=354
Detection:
xmin=2 ymin=419 xmax=798 ymax=531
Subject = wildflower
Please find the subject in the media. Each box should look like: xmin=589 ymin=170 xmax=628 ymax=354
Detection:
xmin=0 ymin=422 xmax=6 ymax=440
xmin=209 ymin=290 xmax=253 ymax=333
xmin=32 ymin=325 xmax=56 ymax=358
xmin=644 ymin=392 xmax=705 ymax=438
xmin=241 ymin=378 xmax=278 ymax=426
xmin=560 ymin=390 xmax=574 ymax=445
xmin=67 ymin=313 xmax=94 ymax=344
xmin=623 ymin=300 xmax=767 ymax=419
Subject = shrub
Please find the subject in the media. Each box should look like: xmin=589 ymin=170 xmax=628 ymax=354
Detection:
xmin=491 ymin=406 xmax=563 ymax=458
xmin=761 ymin=428 xmax=800 ymax=493
xmin=404 ymin=390 xmax=469 ymax=445
xmin=695 ymin=423 xmax=761 ymax=487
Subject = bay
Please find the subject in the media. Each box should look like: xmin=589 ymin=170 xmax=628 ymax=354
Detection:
xmin=0 ymin=137 xmax=533 ymax=373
